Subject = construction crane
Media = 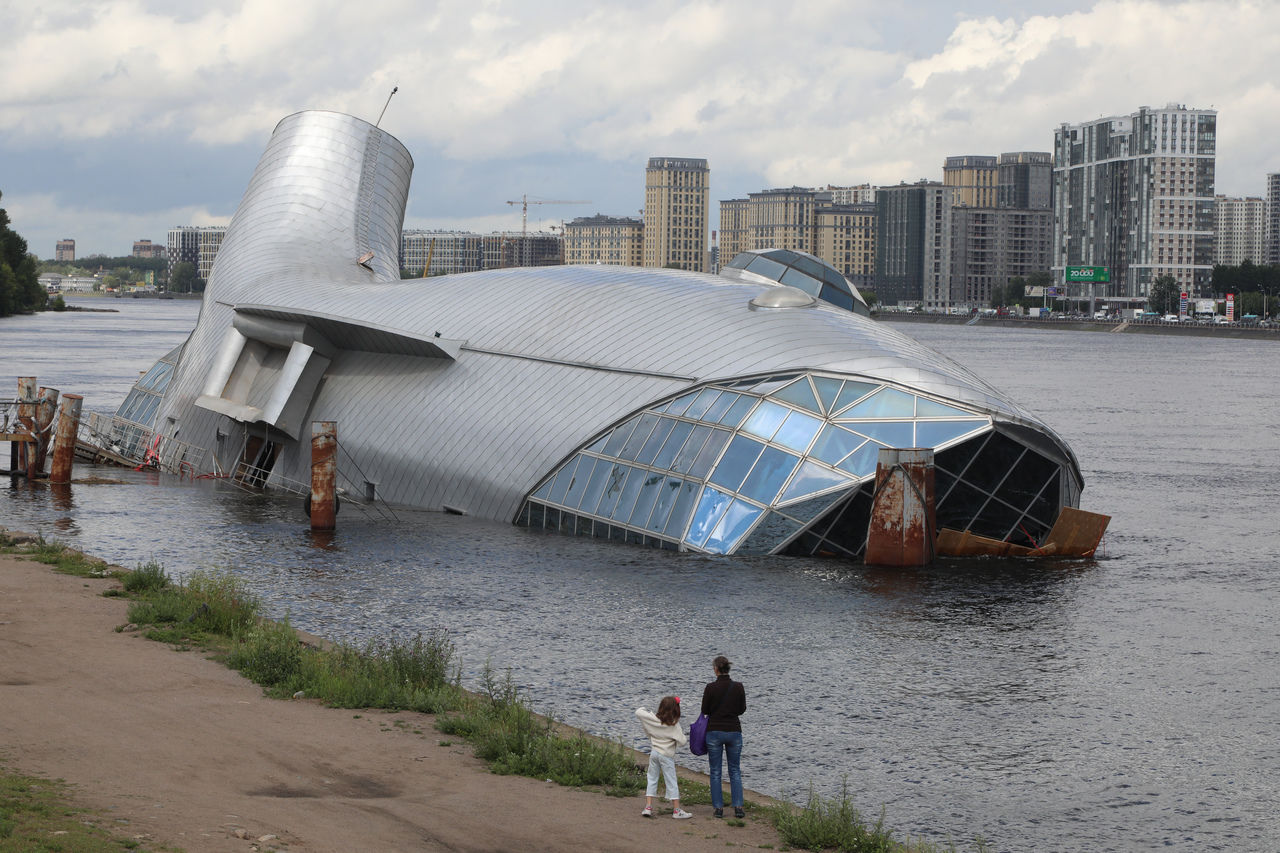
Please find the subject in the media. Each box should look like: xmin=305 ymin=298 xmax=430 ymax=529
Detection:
xmin=506 ymin=194 xmax=591 ymax=263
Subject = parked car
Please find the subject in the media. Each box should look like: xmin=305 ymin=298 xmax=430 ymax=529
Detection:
xmin=1162 ymin=314 xmax=1179 ymax=322
xmin=1215 ymin=315 xmax=1233 ymax=325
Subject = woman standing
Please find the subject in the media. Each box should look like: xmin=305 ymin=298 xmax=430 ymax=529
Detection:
xmin=700 ymin=654 xmax=746 ymax=818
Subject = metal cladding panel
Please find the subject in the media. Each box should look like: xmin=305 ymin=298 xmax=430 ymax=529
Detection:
xmin=151 ymin=110 xmax=1081 ymax=525
xmin=270 ymin=350 xmax=681 ymax=519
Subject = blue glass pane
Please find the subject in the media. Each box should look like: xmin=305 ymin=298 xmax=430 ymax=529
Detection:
xmin=684 ymin=388 xmax=721 ymax=420
xmin=820 ymin=283 xmax=855 ymax=311
xmin=811 ymin=424 xmax=866 ymax=467
xmin=745 ymin=255 xmax=787 ymax=281
xmin=564 ymin=457 xmax=595 ymax=508
xmin=602 ymin=417 xmax=638 ymax=456
xmin=916 ymin=420 xmax=988 ymax=449
xmin=742 ymin=399 xmax=789 ymax=440
xmin=664 ymin=480 xmax=701 ymax=539
xmin=646 ymin=477 xmax=683 ymax=532
xmin=586 ymin=433 xmax=609 ymax=453
xmin=619 ymin=413 xmax=659 ymax=460
xmin=718 ymin=394 xmax=757 ymax=427
xmin=774 ymin=410 xmax=823 ymax=452
xmin=611 ymin=466 xmax=646 ymax=520
xmin=688 ymin=486 xmax=733 ymax=546
xmin=665 ymin=391 xmax=699 ymax=417
xmin=629 ymin=471 xmax=666 ymax=527
xmin=596 ymin=463 xmax=630 ymax=517
xmin=778 ymin=460 xmax=854 ymax=504
xmin=739 ymin=446 xmax=800 ymax=504
xmin=850 ymin=421 xmax=915 ymax=448
xmin=838 ymin=442 xmax=884 ymax=478
xmin=652 ymin=420 xmax=694 ymax=470
xmin=916 ymin=397 xmax=976 ymax=418
xmin=532 ymin=477 xmax=554 ymax=500
xmin=671 ymin=424 xmax=711 ymax=474
xmin=702 ymin=390 xmax=737 ymax=424
xmin=636 ymin=418 xmax=676 ymax=465
xmin=580 ymin=458 xmax=612 ymax=511
xmin=793 ymin=255 xmax=826 ymax=279
xmin=813 ymin=377 xmax=843 ymax=414
xmin=832 ymin=380 xmax=880 ymax=414
xmin=688 ymin=429 xmax=731 ymax=480
xmin=703 ymin=500 xmax=765 ymax=554
xmin=838 ymin=387 xmax=916 ymax=420
xmin=548 ymin=457 xmax=581 ymax=504
xmin=708 ymin=434 xmax=765 ymax=492
xmin=780 ymin=267 xmax=819 ymax=295
xmin=737 ymin=512 xmax=802 ymax=554
xmin=774 ymin=377 xmax=822 ymax=414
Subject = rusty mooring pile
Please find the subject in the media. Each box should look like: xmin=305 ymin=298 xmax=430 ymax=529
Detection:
xmin=2 ymin=377 xmax=83 ymax=484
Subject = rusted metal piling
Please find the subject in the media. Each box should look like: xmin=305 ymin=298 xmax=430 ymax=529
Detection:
xmin=309 ymin=421 xmax=337 ymax=530
xmin=34 ymin=386 xmax=60 ymax=474
xmin=15 ymin=377 xmax=37 ymax=476
xmin=49 ymin=394 xmax=83 ymax=484
xmin=865 ymin=448 xmax=937 ymax=567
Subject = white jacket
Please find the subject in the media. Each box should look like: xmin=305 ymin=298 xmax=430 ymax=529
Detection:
xmin=635 ymin=708 xmax=688 ymax=757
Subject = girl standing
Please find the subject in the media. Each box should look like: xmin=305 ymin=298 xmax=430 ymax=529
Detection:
xmin=635 ymin=696 xmax=692 ymax=819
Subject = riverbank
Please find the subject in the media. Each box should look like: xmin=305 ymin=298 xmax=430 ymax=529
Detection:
xmin=0 ymin=540 xmax=787 ymax=852
xmin=877 ymin=311 xmax=1280 ymax=339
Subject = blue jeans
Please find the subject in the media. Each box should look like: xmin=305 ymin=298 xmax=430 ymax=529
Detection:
xmin=705 ymin=730 xmax=743 ymax=809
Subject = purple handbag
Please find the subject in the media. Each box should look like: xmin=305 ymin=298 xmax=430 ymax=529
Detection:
xmin=689 ymin=713 xmax=709 ymax=756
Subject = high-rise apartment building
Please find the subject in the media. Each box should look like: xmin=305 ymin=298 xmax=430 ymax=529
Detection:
xmin=563 ymin=215 xmax=643 ymax=266
xmin=746 ymin=187 xmax=826 ymax=254
xmin=943 ymin=156 xmax=999 ymax=208
xmin=1213 ymin=196 xmax=1265 ymax=266
xmin=167 ymin=226 xmax=227 ymax=284
xmin=997 ymin=152 xmax=1052 ymax=210
xmin=828 ymin=184 xmax=876 ymax=205
xmin=55 ymin=239 xmax=75 ymax=262
xmin=132 ymin=239 xmax=165 ymax=259
xmin=1053 ymin=104 xmax=1216 ymax=297
xmin=1266 ymin=173 xmax=1280 ymax=266
xmin=400 ymin=230 xmax=484 ymax=276
xmin=643 ymin=157 xmax=709 ymax=271
xmin=874 ymin=181 xmax=953 ymax=307
xmin=815 ymin=203 xmax=877 ymax=292
xmin=950 ymin=208 xmax=1053 ymax=305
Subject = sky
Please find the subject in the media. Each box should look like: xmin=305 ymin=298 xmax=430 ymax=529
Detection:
xmin=2 ymin=0 xmax=1277 ymax=259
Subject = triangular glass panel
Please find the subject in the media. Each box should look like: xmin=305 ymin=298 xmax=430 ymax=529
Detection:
xmin=778 ymin=460 xmax=854 ymax=504
xmin=832 ymin=380 xmax=880 ymax=415
xmin=916 ymin=420 xmax=989 ymax=450
xmin=837 ymin=441 xmax=885 ymax=478
xmin=748 ymin=374 xmax=801 ymax=396
xmin=665 ymin=391 xmax=700 ymax=417
xmin=836 ymin=387 xmax=916 ymax=420
xmin=812 ymin=376 xmax=843 ymax=414
xmin=774 ymin=376 xmax=822 ymax=414
xmin=811 ymin=424 xmax=866 ymax=467
xmin=775 ymin=489 xmax=848 ymax=524
xmin=586 ymin=434 xmax=609 ymax=453
xmin=848 ymin=420 xmax=915 ymax=448
xmin=736 ymin=512 xmax=802 ymax=555
xmin=915 ymin=397 xmax=977 ymax=418
xmin=531 ymin=478 xmax=554 ymax=499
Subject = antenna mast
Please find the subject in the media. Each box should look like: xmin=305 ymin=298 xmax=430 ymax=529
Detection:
xmin=376 ymin=86 xmax=399 ymax=127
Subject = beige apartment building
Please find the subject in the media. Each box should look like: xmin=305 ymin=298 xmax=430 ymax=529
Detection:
xmin=814 ymin=203 xmax=876 ymax=292
xmin=563 ymin=215 xmax=643 ymax=266
xmin=55 ymin=239 xmax=75 ymax=262
xmin=643 ymin=157 xmax=709 ymax=271
xmin=718 ymin=198 xmax=751 ymax=262
xmin=943 ymin=156 xmax=999 ymax=208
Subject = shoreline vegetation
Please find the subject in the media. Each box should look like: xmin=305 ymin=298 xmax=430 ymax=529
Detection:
xmin=0 ymin=530 xmax=990 ymax=853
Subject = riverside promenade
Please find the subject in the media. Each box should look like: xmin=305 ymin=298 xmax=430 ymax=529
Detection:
xmin=0 ymin=542 xmax=782 ymax=853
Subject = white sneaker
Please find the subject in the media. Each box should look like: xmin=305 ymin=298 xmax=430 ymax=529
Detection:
xmin=672 ymin=808 xmax=692 ymax=819
xmin=641 ymin=806 xmax=652 ymax=818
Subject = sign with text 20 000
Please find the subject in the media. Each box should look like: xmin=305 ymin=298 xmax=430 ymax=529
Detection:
xmin=1065 ymin=266 xmax=1110 ymax=282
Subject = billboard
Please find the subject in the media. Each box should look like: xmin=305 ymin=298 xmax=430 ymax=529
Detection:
xmin=1065 ymin=266 xmax=1111 ymax=283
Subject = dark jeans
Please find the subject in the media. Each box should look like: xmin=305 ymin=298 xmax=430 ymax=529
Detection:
xmin=705 ymin=730 xmax=743 ymax=809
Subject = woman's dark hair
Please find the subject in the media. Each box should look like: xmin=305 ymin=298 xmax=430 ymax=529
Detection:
xmin=657 ymin=695 xmax=681 ymax=725
xmin=714 ymin=655 xmax=731 ymax=675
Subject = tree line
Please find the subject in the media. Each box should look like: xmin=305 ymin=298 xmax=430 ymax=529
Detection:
xmin=0 ymin=191 xmax=45 ymax=317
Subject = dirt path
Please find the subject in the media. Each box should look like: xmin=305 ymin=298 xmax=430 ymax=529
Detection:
xmin=0 ymin=549 xmax=782 ymax=852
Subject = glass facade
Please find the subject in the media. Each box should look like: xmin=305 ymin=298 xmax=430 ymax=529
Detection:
xmin=116 ymin=355 xmax=178 ymax=429
xmin=515 ymin=371 xmax=1051 ymax=557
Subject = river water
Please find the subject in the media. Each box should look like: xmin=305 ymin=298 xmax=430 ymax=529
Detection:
xmin=2 ymin=297 xmax=1277 ymax=852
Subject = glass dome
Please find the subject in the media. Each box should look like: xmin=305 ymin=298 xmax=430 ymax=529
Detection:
xmin=720 ymin=249 xmax=870 ymax=316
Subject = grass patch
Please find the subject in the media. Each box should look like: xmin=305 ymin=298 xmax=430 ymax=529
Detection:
xmin=435 ymin=664 xmax=644 ymax=796
xmin=11 ymin=535 xmax=115 ymax=578
xmin=0 ymin=764 xmax=151 ymax=851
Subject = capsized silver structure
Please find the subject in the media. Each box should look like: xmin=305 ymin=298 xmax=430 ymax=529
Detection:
xmin=124 ymin=110 xmax=1084 ymax=558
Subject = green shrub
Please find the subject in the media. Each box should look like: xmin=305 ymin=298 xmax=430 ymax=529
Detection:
xmin=227 ymin=620 xmax=303 ymax=687
xmin=122 ymin=560 xmax=169 ymax=593
xmin=771 ymin=781 xmax=897 ymax=853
